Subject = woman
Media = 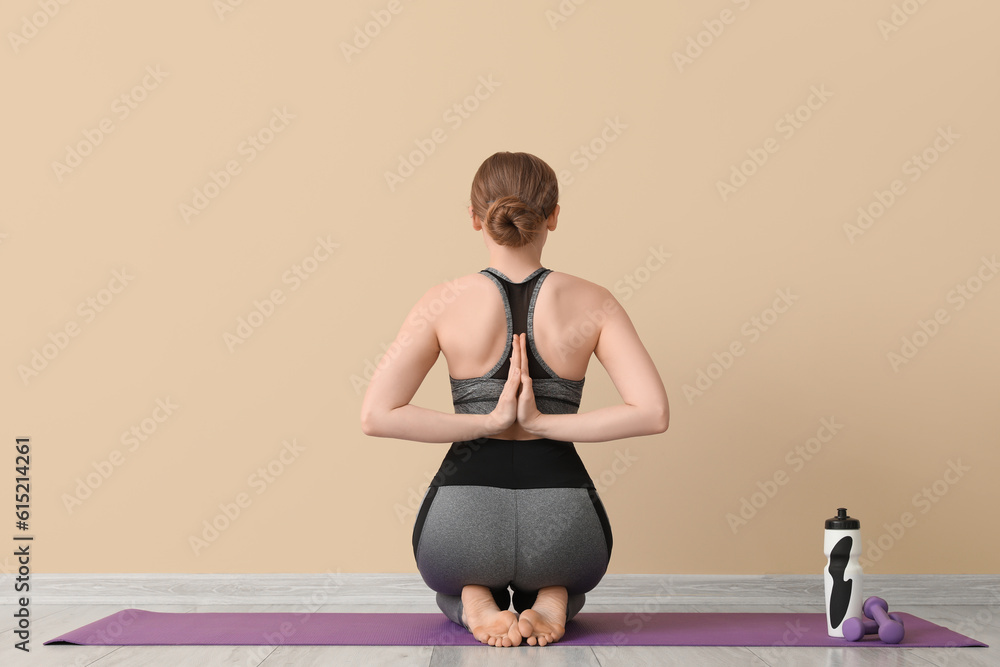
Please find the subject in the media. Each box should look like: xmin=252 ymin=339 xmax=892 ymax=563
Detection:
xmin=360 ymin=151 xmax=669 ymax=647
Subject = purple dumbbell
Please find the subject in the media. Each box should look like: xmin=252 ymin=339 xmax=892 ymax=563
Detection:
xmin=863 ymin=597 xmax=905 ymax=644
xmin=842 ymin=611 xmax=904 ymax=642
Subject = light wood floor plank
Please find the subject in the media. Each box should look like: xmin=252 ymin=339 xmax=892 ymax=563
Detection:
xmin=592 ymin=645 xmax=769 ymax=666
xmin=0 ymin=604 xmax=72 ymax=633
xmin=262 ymin=645 xmax=433 ymax=666
xmin=430 ymin=644 xmax=601 ymax=666
xmin=88 ymin=645 xmax=280 ymax=667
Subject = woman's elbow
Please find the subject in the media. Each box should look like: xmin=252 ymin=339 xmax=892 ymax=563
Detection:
xmin=360 ymin=409 xmax=381 ymax=437
xmin=652 ymin=404 xmax=669 ymax=433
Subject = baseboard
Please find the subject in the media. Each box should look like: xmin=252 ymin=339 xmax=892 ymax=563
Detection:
xmin=3 ymin=573 xmax=997 ymax=606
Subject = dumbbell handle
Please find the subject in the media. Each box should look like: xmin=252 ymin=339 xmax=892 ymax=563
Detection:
xmin=863 ymin=597 xmax=905 ymax=644
xmin=842 ymin=612 xmax=903 ymax=642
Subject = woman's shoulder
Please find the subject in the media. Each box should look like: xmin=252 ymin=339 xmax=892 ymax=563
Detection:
xmin=542 ymin=269 xmax=616 ymax=304
xmin=544 ymin=269 xmax=601 ymax=288
xmin=419 ymin=270 xmax=492 ymax=305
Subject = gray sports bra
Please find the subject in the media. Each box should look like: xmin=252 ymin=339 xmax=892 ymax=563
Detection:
xmin=449 ymin=267 xmax=585 ymax=415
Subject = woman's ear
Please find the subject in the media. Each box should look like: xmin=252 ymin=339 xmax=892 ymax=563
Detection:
xmin=470 ymin=205 xmax=483 ymax=229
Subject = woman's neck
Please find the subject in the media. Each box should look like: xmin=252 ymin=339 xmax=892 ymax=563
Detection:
xmin=485 ymin=254 xmax=544 ymax=282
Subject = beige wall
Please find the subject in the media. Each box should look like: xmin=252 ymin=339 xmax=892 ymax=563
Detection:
xmin=3 ymin=1 xmax=997 ymax=576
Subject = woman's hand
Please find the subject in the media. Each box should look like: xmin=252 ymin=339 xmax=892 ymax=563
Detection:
xmin=485 ymin=331 xmax=521 ymax=435
xmin=515 ymin=333 xmax=545 ymax=435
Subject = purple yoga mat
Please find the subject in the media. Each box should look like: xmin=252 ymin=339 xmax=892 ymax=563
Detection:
xmin=44 ymin=610 xmax=988 ymax=647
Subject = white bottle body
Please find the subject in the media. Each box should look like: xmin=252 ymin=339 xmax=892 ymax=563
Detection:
xmin=823 ymin=528 xmax=863 ymax=637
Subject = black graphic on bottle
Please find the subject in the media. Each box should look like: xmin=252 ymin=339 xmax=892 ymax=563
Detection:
xmin=827 ymin=535 xmax=853 ymax=628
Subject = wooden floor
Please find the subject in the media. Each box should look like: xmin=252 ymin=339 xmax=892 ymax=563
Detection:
xmin=3 ymin=600 xmax=995 ymax=666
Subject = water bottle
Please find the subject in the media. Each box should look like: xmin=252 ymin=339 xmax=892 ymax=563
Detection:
xmin=823 ymin=507 xmax=863 ymax=637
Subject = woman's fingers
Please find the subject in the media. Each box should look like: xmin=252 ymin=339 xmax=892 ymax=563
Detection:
xmin=510 ymin=330 xmax=520 ymax=379
xmin=519 ymin=333 xmax=529 ymax=376
xmin=515 ymin=332 xmax=542 ymax=432
xmin=519 ymin=333 xmax=531 ymax=392
xmin=505 ymin=331 xmax=520 ymax=398
xmin=489 ymin=332 xmax=520 ymax=432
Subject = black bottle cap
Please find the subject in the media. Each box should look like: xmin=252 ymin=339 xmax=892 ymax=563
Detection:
xmin=825 ymin=507 xmax=860 ymax=529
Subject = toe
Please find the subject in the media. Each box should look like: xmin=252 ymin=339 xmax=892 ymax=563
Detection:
xmin=507 ymin=622 xmax=522 ymax=647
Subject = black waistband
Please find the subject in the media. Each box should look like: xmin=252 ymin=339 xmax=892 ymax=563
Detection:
xmin=429 ymin=438 xmax=595 ymax=490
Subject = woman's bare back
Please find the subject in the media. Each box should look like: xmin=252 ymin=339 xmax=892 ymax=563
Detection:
xmin=436 ymin=268 xmax=608 ymax=440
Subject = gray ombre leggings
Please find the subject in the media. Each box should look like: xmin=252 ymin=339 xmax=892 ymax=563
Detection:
xmin=412 ymin=484 xmax=613 ymax=628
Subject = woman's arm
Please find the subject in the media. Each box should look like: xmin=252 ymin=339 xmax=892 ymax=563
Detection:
xmin=527 ymin=404 xmax=666 ymax=443
xmin=363 ymin=404 xmax=497 ymax=443
xmin=522 ymin=288 xmax=669 ymax=443
xmin=359 ymin=284 xmax=520 ymax=443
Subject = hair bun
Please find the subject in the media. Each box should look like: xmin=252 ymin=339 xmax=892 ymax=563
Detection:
xmin=485 ymin=196 xmax=544 ymax=246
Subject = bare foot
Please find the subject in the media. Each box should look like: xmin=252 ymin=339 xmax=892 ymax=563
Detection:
xmin=461 ymin=585 xmax=522 ymax=647
xmin=517 ymin=586 xmax=568 ymax=646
